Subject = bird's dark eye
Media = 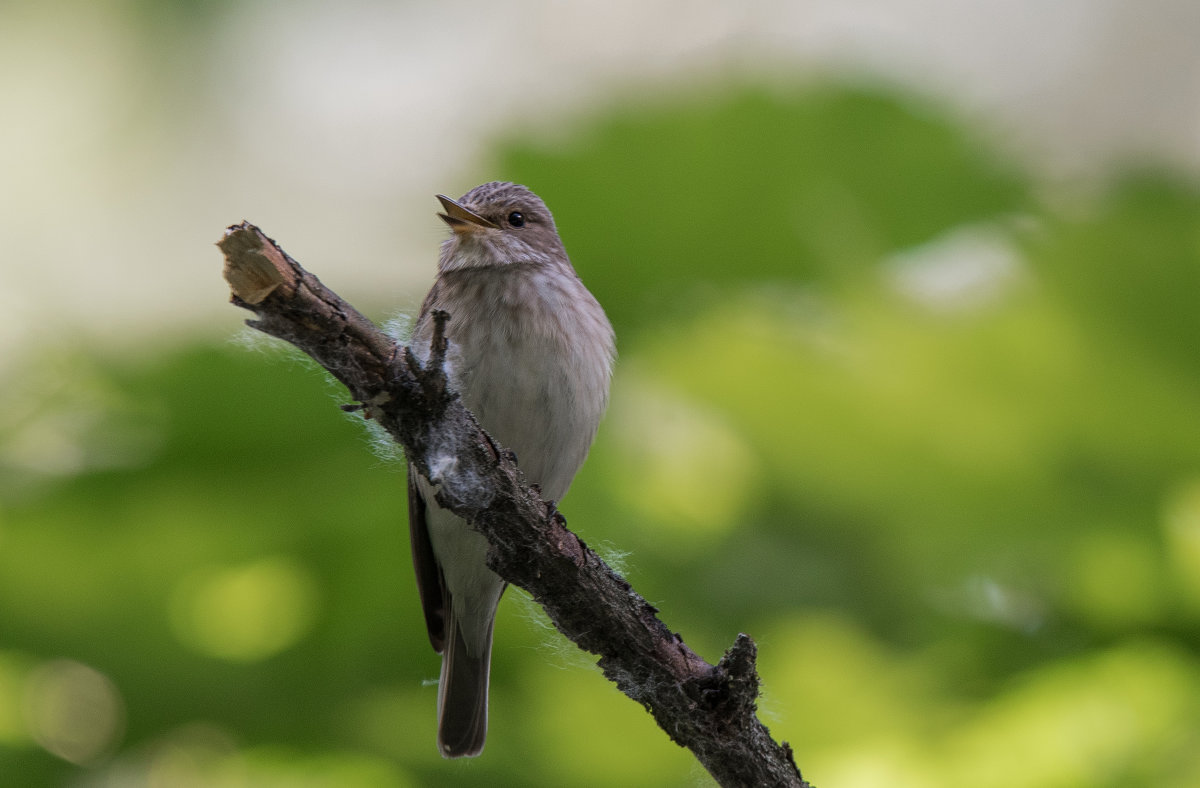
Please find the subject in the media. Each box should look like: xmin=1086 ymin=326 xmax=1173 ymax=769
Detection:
xmin=507 ymin=211 xmax=525 ymax=228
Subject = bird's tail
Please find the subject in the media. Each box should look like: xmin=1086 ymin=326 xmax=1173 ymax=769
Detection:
xmin=436 ymin=607 xmax=494 ymax=758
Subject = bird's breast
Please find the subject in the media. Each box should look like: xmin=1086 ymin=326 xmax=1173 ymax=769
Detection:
xmin=426 ymin=265 xmax=613 ymax=501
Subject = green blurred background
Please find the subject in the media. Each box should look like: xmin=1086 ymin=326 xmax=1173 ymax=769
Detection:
xmin=3 ymin=2 xmax=1200 ymax=786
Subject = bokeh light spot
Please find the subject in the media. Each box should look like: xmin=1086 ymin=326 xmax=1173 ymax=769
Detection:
xmin=608 ymin=372 xmax=757 ymax=541
xmin=885 ymin=222 xmax=1024 ymax=312
xmin=944 ymin=640 xmax=1198 ymax=787
xmin=170 ymin=556 xmax=319 ymax=662
xmin=23 ymin=659 xmax=124 ymax=765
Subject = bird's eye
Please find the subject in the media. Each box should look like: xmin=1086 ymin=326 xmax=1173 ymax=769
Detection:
xmin=507 ymin=211 xmax=525 ymax=228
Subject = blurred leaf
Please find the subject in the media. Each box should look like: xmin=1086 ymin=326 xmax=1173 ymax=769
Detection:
xmin=498 ymin=84 xmax=1029 ymax=333
xmin=1034 ymin=173 xmax=1200 ymax=377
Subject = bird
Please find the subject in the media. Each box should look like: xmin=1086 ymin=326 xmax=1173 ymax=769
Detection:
xmin=406 ymin=181 xmax=615 ymax=757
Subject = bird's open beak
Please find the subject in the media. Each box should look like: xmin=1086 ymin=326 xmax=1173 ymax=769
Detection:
xmin=437 ymin=195 xmax=499 ymax=233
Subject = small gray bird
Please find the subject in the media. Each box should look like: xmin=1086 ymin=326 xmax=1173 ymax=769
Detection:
xmin=407 ymin=182 xmax=615 ymax=757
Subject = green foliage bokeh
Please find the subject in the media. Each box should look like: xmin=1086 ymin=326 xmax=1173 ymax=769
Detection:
xmin=2 ymin=83 xmax=1200 ymax=787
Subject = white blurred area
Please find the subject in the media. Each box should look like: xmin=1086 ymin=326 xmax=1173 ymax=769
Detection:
xmin=1 ymin=0 xmax=1198 ymax=367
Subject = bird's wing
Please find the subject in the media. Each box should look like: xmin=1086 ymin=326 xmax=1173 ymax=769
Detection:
xmin=407 ymin=463 xmax=446 ymax=653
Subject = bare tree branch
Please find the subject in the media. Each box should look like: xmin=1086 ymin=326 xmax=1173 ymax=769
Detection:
xmin=217 ymin=222 xmax=810 ymax=788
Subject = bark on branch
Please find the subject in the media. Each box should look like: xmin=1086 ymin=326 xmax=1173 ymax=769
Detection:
xmin=217 ymin=222 xmax=810 ymax=788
